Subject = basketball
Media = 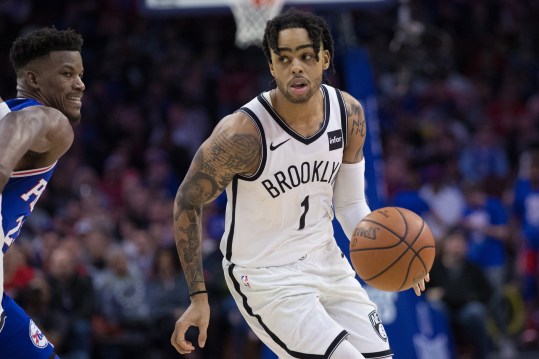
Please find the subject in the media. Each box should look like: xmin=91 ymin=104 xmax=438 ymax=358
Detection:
xmin=350 ymin=207 xmax=435 ymax=292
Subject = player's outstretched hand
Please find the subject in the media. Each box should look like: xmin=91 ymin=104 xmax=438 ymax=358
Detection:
xmin=171 ymin=294 xmax=210 ymax=354
xmin=412 ymin=273 xmax=430 ymax=296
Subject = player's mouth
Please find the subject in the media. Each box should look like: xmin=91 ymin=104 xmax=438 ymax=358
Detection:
xmin=67 ymin=95 xmax=83 ymax=106
xmin=289 ymin=77 xmax=308 ymax=95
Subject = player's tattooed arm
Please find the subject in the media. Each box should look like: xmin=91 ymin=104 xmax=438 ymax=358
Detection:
xmin=341 ymin=92 xmax=367 ymax=164
xmin=174 ymin=113 xmax=261 ymax=293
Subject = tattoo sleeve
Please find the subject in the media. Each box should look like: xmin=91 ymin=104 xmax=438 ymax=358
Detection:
xmin=173 ymin=126 xmax=260 ymax=294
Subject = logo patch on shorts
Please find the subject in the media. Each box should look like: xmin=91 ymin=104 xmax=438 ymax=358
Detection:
xmin=241 ymin=275 xmax=251 ymax=288
xmin=369 ymin=310 xmax=388 ymax=342
xmin=29 ymin=319 xmax=49 ymax=348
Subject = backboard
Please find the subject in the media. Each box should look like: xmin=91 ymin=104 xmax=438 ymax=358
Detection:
xmin=140 ymin=0 xmax=395 ymax=48
xmin=141 ymin=0 xmax=394 ymax=15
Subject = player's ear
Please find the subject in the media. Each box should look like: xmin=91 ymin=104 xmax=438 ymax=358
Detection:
xmin=25 ymin=71 xmax=40 ymax=90
xmin=269 ymin=61 xmax=275 ymax=77
xmin=322 ymin=50 xmax=330 ymax=71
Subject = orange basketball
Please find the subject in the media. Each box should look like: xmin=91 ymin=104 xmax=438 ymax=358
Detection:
xmin=350 ymin=207 xmax=435 ymax=292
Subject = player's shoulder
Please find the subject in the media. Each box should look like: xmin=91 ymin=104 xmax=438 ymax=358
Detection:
xmin=24 ymin=105 xmax=73 ymax=137
xmin=15 ymin=104 xmax=69 ymax=125
xmin=215 ymin=110 xmax=261 ymax=138
xmin=209 ymin=111 xmax=262 ymax=156
xmin=202 ymin=111 xmax=262 ymax=176
xmin=338 ymin=90 xmax=363 ymax=112
xmin=19 ymin=105 xmax=74 ymax=150
xmin=35 ymin=105 xmax=68 ymax=119
xmin=337 ymin=91 xmax=365 ymax=133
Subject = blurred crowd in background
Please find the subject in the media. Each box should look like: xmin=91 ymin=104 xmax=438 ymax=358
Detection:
xmin=1 ymin=1 xmax=539 ymax=358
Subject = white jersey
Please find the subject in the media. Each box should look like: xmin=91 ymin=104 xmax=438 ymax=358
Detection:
xmin=220 ymin=84 xmax=348 ymax=267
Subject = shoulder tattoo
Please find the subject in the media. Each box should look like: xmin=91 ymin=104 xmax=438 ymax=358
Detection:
xmin=348 ymin=102 xmax=366 ymax=138
xmin=203 ymin=131 xmax=260 ymax=185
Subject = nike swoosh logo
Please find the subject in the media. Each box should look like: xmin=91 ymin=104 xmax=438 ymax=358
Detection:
xmin=269 ymin=138 xmax=291 ymax=151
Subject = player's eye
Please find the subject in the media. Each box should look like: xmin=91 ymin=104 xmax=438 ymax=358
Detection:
xmin=63 ymin=72 xmax=72 ymax=77
xmin=302 ymin=52 xmax=316 ymax=61
xmin=278 ymin=56 xmax=289 ymax=63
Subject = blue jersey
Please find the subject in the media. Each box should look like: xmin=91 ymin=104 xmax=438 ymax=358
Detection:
xmin=513 ymin=179 xmax=539 ymax=249
xmin=1 ymin=162 xmax=56 ymax=253
xmin=1 ymin=98 xmax=54 ymax=254
xmin=464 ymin=197 xmax=508 ymax=268
xmin=1 ymin=98 xmax=57 ymax=359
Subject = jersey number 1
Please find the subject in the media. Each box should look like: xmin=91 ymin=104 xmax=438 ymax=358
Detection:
xmin=298 ymin=195 xmax=310 ymax=230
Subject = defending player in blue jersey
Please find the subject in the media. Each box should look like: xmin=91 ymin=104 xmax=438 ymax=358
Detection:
xmin=0 ymin=27 xmax=84 ymax=359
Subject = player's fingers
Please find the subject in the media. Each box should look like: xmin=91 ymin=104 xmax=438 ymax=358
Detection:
xmin=425 ymin=273 xmax=430 ymax=282
xmin=412 ymin=275 xmax=426 ymax=296
xmin=170 ymin=330 xmax=187 ymax=354
xmin=171 ymin=339 xmax=193 ymax=354
xmin=198 ymin=322 xmax=209 ymax=348
xmin=171 ymin=323 xmax=195 ymax=354
xmin=419 ymin=278 xmax=426 ymax=291
xmin=414 ymin=282 xmax=421 ymax=296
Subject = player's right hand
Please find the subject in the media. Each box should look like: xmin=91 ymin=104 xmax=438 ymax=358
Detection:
xmin=412 ymin=273 xmax=430 ymax=296
xmin=171 ymin=293 xmax=210 ymax=354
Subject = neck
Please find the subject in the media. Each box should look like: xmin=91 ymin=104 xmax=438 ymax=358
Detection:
xmin=271 ymin=88 xmax=323 ymax=125
xmin=17 ymin=89 xmax=46 ymax=106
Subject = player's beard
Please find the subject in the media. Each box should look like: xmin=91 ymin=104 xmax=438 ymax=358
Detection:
xmin=275 ymin=74 xmax=323 ymax=104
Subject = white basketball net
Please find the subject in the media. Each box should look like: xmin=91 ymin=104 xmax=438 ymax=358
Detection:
xmin=229 ymin=0 xmax=285 ymax=48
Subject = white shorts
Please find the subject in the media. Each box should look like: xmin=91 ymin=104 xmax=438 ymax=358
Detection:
xmin=223 ymin=240 xmax=393 ymax=359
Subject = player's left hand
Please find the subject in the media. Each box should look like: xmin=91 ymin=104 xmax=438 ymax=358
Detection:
xmin=412 ymin=273 xmax=430 ymax=296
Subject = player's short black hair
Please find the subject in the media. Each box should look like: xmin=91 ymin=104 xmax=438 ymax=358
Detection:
xmin=9 ymin=27 xmax=83 ymax=71
xmin=262 ymin=8 xmax=335 ymax=76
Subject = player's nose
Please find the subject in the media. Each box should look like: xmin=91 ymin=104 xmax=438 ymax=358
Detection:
xmin=74 ymin=75 xmax=85 ymax=91
xmin=290 ymin=58 xmax=304 ymax=74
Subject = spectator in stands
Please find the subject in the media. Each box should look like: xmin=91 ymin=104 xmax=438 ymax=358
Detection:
xmin=93 ymin=245 xmax=151 ymax=359
xmin=459 ymin=123 xmax=510 ymax=185
xmin=391 ymin=162 xmax=431 ymax=217
xmin=512 ymin=150 xmax=539 ymax=346
xmin=419 ymin=159 xmax=465 ymax=240
xmin=46 ymin=245 xmax=94 ymax=359
xmin=427 ymin=227 xmax=493 ymax=359
xmin=461 ymin=181 xmax=516 ymax=357
xmin=3 ymin=244 xmax=36 ymax=299
xmin=146 ymin=246 xmax=190 ymax=359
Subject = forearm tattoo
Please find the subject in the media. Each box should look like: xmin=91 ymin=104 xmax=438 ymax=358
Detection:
xmin=174 ymin=190 xmax=205 ymax=291
xmin=174 ymin=129 xmax=260 ymax=291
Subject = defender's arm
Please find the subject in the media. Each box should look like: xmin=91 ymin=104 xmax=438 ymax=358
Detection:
xmin=0 ymin=107 xmax=72 ymax=192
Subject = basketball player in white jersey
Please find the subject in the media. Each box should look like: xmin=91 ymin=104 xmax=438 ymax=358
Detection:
xmin=171 ymin=9 xmax=428 ymax=358
xmin=0 ymin=27 xmax=84 ymax=358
